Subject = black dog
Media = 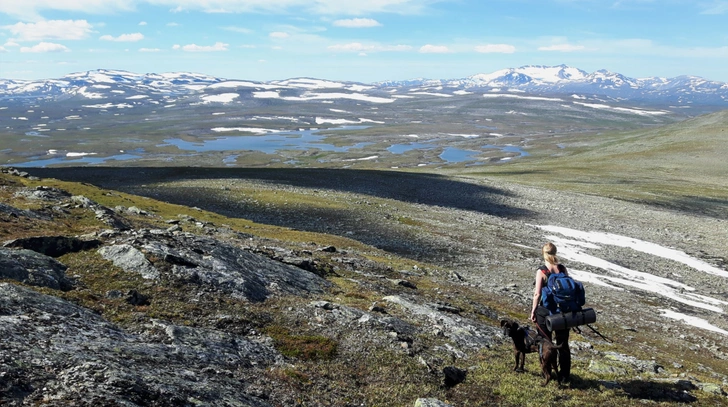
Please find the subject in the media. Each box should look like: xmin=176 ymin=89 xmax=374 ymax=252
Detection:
xmin=500 ymin=319 xmax=539 ymax=373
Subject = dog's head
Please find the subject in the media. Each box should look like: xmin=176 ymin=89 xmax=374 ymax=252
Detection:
xmin=500 ymin=319 xmax=520 ymax=338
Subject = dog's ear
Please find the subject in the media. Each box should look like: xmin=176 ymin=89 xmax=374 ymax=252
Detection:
xmin=500 ymin=319 xmax=508 ymax=327
xmin=513 ymin=321 xmax=519 ymax=329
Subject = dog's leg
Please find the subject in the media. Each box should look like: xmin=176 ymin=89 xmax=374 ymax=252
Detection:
xmin=540 ymin=353 xmax=551 ymax=386
xmin=540 ymin=343 xmax=560 ymax=386
xmin=516 ymin=352 xmax=525 ymax=372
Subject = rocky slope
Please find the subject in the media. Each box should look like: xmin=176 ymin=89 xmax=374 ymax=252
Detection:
xmin=1 ymin=166 xmax=727 ymax=406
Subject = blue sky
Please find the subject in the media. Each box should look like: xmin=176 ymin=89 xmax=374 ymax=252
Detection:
xmin=1 ymin=0 xmax=727 ymax=83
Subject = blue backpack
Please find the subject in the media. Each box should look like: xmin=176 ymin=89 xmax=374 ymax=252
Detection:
xmin=540 ymin=266 xmax=585 ymax=314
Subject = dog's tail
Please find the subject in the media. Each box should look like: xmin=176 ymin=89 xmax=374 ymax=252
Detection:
xmin=548 ymin=341 xmax=564 ymax=349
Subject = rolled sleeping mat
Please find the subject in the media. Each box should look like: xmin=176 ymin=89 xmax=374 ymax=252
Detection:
xmin=546 ymin=308 xmax=597 ymax=331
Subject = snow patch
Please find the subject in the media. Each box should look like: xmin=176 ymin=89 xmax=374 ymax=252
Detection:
xmin=315 ymin=117 xmax=359 ymax=125
xmin=315 ymin=117 xmax=383 ymax=125
xmin=446 ymin=133 xmax=480 ymax=138
xmin=483 ymin=94 xmax=563 ymax=102
xmin=573 ymin=102 xmax=669 ymax=116
xmin=76 ymin=87 xmax=105 ymax=99
xmin=210 ymin=127 xmax=280 ymax=134
xmin=207 ymin=81 xmax=280 ymax=90
xmin=83 ymin=103 xmax=133 ymax=109
xmin=66 ymin=152 xmax=97 ymax=157
xmin=660 ymin=310 xmax=728 ymax=336
xmin=202 ymin=93 xmax=239 ymax=103
xmin=409 ymin=92 xmax=453 ymax=98
xmin=254 ymin=91 xmax=394 ymax=104
xmin=343 ymin=155 xmax=378 ymax=161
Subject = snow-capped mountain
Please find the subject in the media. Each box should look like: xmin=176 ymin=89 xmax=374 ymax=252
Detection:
xmin=381 ymin=65 xmax=728 ymax=105
xmin=462 ymin=65 xmax=589 ymax=87
xmin=1 ymin=65 xmax=727 ymax=107
xmin=0 ymin=69 xmax=223 ymax=100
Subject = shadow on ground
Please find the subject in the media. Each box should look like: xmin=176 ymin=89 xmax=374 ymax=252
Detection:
xmin=569 ymin=376 xmax=698 ymax=404
xmin=27 ymin=167 xmax=535 ymax=261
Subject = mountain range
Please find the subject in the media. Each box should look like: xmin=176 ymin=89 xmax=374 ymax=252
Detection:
xmin=2 ymin=65 xmax=727 ymax=109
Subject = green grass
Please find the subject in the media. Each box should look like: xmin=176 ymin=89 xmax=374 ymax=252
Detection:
xmin=462 ymin=110 xmax=728 ymax=217
xmin=265 ymin=325 xmax=338 ymax=361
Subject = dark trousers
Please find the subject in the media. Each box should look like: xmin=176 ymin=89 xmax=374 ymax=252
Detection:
xmin=535 ymin=306 xmax=571 ymax=380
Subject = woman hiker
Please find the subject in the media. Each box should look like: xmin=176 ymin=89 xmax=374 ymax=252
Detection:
xmin=530 ymin=242 xmax=571 ymax=383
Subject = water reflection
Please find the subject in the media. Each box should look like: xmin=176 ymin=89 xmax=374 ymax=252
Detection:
xmin=482 ymin=144 xmax=529 ymax=157
xmin=161 ymin=126 xmax=373 ymax=154
xmin=9 ymin=124 xmax=530 ymax=167
xmin=440 ymin=147 xmax=480 ymax=163
xmin=388 ymin=142 xmax=436 ymax=154
xmin=13 ymin=153 xmax=143 ymax=168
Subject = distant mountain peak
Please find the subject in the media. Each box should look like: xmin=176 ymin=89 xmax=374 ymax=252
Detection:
xmin=2 ymin=65 xmax=727 ymax=107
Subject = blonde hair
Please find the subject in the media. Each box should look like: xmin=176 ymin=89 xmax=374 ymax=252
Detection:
xmin=542 ymin=242 xmax=559 ymax=265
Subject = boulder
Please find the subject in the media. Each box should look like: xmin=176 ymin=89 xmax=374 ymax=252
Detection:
xmin=0 ymin=203 xmax=50 ymax=220
xmin=383 ymin=295 xmax=499 ymax=349
xmin=0 ymin=247 xmax=73 ymax=290
xmin=0 ymin=283 xmax=277 ymax=406
xmin=98 ymin=244 xmax=160 ymax=280
xmin=443 ymin=366 xmax=467 ymax=387
xmin=3 ymin=236 xmax=102 ymax=257
xmin=13 ymin=186 xmax=71 ymax=201
xmin=588 ymin=359 xmax=628 ymax=376
xmin=98 ymin=232 xmax=331 ymax=302
xmin=414 ymin=399 xmax=453 ymax=407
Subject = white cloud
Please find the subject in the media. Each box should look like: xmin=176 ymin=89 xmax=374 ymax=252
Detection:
xmin=173 ymin=42 xmax=228 ymax=52
xmin=333 ymin=18 xmax=381 ymax=28
xmin=0 ymin=0 xmax=439 ymax=22
xmin=329 ymin=42 xmax=373 ymax=52
xmin=20 ymin=42 xmax=69 ymax=53
xmin=4 ymin=41 xmax=20 ymax=47
xmin=132 ymin=0 xmax=436 ymax=15
xmin=269 ymin=31 xmax=290 ymax=38
xmin=0 ymin=46 xmax=6 ymax=52
xmin=139 ymin=21 xmax=148 ymax=26
xmin=475 ymin=44 xmax=516 ymax=54
xmin=5 ymin=20 xmax=92 ymax=42
xmin=100 ymin=33 xmax=144 ymax=42
xmin=139 ymin=47 xmax=161 ymax=52
xmin=223 ymin=26 xmax=253 ymax=34
xmin=0 ymin=0 xmax=134 ymax=20
xmin=538 ymin=44 xmax=586 ymax=52
xmin=167 ymin=22 xmax=180 ymax=27
xmin=419 ymin=44 xmax=450 ymax=53
xmin=328 ymin=42 xmax=411 ymax=52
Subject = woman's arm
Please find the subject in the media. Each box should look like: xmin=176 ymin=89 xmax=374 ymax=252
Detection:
xmin=530 ymin=269 xmax=544 ymax=322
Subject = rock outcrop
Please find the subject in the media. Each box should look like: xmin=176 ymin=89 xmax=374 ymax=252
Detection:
xmin=0 ymin=247 xmax=73 ymax=291
xmin=0 ymin=283 xmax=277 ymax=406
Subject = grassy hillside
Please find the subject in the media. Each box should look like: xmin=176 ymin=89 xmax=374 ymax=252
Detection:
xmin=3 ymin=170 xmax=727 ymax=406
xmin=465 ymin=109 xmax=728 ymax=218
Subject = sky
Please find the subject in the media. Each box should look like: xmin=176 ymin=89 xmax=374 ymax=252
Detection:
xmin=1 ymin=0 xmax=727 ymax=83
